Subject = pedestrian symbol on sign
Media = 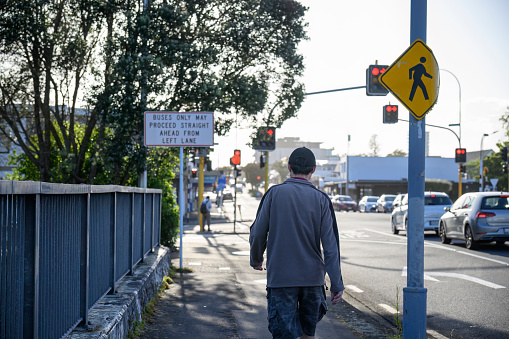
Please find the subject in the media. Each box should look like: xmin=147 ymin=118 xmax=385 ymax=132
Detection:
xmin=409 ymin=57 xmax=433 ymax=101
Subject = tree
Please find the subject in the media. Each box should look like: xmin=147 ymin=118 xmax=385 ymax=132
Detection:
xmin=271 ymin=159 xmax=289 ymax=184
xmin=481 ymin=143 xmax=508 ymax=191
xmin=369 ymin=134 xmax=380 ymax=157
xmin=243 ymin=162 xmax=265 ymax=187
xmin=1 ymin=0 xmax=308 ymax=184
xmin=387 ymin=149 xmax=407 ymax=157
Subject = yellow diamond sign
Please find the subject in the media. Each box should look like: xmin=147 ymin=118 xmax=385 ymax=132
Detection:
xmin=379 ymin=39 xmax=439 ymax=120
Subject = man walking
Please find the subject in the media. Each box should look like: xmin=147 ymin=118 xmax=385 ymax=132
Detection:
xmin=250 ymin=147 xmax=344 ymax=339
xmin=200 ymin=195 xmax=212 ymax=232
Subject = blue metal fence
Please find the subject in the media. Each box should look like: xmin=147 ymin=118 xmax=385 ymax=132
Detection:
xmin=0 ymin=181 xmax=162 ymax=339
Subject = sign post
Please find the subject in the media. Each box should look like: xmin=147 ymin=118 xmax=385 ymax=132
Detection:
xmin=379 ymin=1 xmax=437 ymax=337
xmin=144 ymin=111 xmax=214 ymax=268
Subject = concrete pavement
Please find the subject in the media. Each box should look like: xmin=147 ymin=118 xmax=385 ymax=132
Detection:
xmin=138 ymin=200 xmax=397 ymax=339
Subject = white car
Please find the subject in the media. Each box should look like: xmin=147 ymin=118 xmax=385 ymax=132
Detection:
xmin=358 ymin=196 xmax=379 ymax=212
xmin=391 ymin=191 xmax=452 ymax=235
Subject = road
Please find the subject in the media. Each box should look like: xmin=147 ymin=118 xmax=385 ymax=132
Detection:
xmin=228 ymin=190 xmax=509 ymax=339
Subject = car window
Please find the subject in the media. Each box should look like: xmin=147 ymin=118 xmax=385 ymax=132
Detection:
xmin=482 ymin=196 xmax=509 ymax=209
xmin=451 ymin=195 xmax=467 ymax=210
xmin=385 ymin=196 xmax=396 ymax=202
xmin=402 ymin=194 xmax=408 ymax=205
xmin=424 ymin=195 xmax=452 ymax=206
xmin=368 ymin=197 xmax=378 ymax=202
xmin=461 ymin=196 xmax=474 ymax=209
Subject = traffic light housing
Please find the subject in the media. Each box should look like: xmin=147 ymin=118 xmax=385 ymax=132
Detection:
xmin=233 ymin=166 xmax=242 ymax=178
xmin=455 ymin=148 xmax=466 ymax=163
xmin=253 ymin=127 xmax=276 ymax=151
xmin=383 ymin=105 xmax=398 ymax=124
xmin=366 ymin=65 xmax=389 ymax=96
xmin=502 ymin=146 xmax=508 ymax=162
xmin=230 ymin=149 xmax=241 ymax=166
xmin=260 ymin=154 xmax=266 ymax=168
xmin=191 ymin=168 xmax=197 ymax=178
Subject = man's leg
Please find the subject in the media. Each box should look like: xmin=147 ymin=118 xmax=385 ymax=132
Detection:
xmin=298 ymin=286 xmax=327 ymax=338
xmin=207 ymin=212 xmax=211 ymax=231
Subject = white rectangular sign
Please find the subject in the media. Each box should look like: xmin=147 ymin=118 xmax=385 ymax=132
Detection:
xmin=144 ymin=111 xmax=214 ymax=147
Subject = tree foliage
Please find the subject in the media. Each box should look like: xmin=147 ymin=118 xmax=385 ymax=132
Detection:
xmin=243 ymin=162 xmax=265 ymax=187
xmin=0 ymin=0 xmax=308 ymax=185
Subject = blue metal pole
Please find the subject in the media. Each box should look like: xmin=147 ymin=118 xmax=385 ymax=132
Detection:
xmin=404 ymin=0 xmax=427 ymax=338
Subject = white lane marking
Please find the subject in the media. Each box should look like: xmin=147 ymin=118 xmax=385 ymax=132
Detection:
xmin=402 ymin=266 xmax=505 ymax=289
xmin=402 ymin=266 xmax=440 ymax=282
xmin=345 ymin=285 xmax=364 ymax=293
xmin=424 ymin=242 xmax=509 ymax=266
xmin=232 ymin=251 xmax=250 ymax=256
xmin=188 ymin=262 xmax=201 ymax=265
xmin=365 ymin=229 xmax=509 ymax=267
xmin=426 ymin=329 xmax=449 ymax=339
xmin=219 ymin=267 xmax=231 ymax=270
xmin=378 ymin=303 xmax=398 ymax=314
xmin=425 ymin=271 xmax=506 ymax=289
xmin=254 ymin=279 xmax=267 ymax=284
xmin=339 ymin=231 xmax=370 ymax=239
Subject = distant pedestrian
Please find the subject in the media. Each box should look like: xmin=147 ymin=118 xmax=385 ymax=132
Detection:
xmin=250 ymin=147 xmax=344 ymax=339
xmin=200 ymin=196 xmax=212 ymax=231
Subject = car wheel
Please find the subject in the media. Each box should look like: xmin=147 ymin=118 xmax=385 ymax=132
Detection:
xmin=465 ymin=225 xmax=479 ymax=250
xmin=391 ymin=218 xmax=399 ymax=235
xmin=439 ymin=222 xmax=451 ymax=244
xmin=365 ymin=206 xmax=368 ymax=213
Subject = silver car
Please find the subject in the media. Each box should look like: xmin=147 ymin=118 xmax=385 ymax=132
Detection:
xmin=439 ymin=192 xmax=509 ymax=249
xmin=391 ymin=192 xmax=452 ymax=235
xmin=359 ymin=196 xmax=379 ymax=213
xmin=377 ymin=194 xmax=397 ymax=213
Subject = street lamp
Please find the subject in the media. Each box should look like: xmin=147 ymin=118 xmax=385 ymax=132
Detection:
xmin=440 ymin=69 xmax=463 ymax=196
xmin=480 ymin=131 xmax=498 ymax=191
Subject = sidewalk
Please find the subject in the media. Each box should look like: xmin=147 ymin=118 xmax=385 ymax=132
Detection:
xmin=138 ymin=203 xmax=396 ymax=339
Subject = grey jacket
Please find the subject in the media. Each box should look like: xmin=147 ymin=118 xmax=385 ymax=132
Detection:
xmin=249 ymin=178 xmax=344 ymax=292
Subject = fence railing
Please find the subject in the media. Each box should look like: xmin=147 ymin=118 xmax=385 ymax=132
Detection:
xmin=0 ymin=180 xmax=162 ymax=339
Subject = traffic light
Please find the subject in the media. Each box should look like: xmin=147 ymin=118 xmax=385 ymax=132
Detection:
xmin=455 ymin=148 xmax=467 ymax=163
xmin=260 ymin=154 xmax=266 ymax=168
xmin=383 ymin=105 xmax=398 ymax=124
xmin=366 ymin=64 xmax=389 ymax=96
xmin=503 ymin=164 xmax=508 ymax=174
xmin=502 ymin=146 xmax=508 ymax=162
xmin=460 ymin=164 xmax=467 ymax=173
xmin=230 ymin=149 xmax=241 ymax=166
xmin=233 ymin=166 xmax=242 ymax=178
xmin=191 ymin=168 xmax=197 ymax=178
xmin=253 ymin=127 xmax=276 ymax=151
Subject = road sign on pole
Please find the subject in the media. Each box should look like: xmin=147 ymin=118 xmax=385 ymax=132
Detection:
xmin=144 ymin=111 xmax=214 ymax=147
xmin=380 ymin=39 xmax=439 ymax=120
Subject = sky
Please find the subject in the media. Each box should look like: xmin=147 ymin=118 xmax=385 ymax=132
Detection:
xmin=210 ymin=0 xmax=509 ymax=168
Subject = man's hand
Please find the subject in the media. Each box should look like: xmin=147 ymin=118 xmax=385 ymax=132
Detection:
xmin=331 ymin=290 xmax=343 ymax=305
xmin=253 ymin=265 xmax=263 ymax=271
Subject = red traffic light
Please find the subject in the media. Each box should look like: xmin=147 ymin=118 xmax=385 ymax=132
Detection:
xmin=231 ymin=149 xmax=241 ymax=165
xmin=455 ymin=148 xmax=467 ymax=163
xmin=385 ymin=105 xmax=398 ymax=112
xmin=371 ymin=66 xmax=386 ymax=76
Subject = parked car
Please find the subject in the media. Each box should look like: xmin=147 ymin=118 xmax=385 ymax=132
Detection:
xmin=358 ymin=196 xmax=379 ymax=212
xmin=377 ymin=194 xmax=397 ymax=213
xmin=439 ymin=192 xmax=509 ymax=249
xmin=332 ymin=195 xmax=358 ymax=212
xmin=391 ymin=192 xmax=452 ymax=235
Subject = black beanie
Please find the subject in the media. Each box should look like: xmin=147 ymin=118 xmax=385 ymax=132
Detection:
xmin=288 ymin=147 xmax=316 ymax=167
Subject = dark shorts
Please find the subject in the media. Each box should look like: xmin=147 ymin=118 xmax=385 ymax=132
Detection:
xmin=266 ymin=286 xmax=327 ymax=338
